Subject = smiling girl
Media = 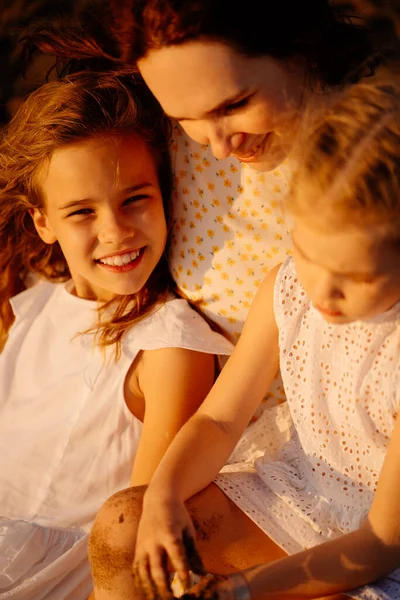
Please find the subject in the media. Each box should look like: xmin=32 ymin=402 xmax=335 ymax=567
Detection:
xmin=0 ymin=71 xmax=232 ymax=599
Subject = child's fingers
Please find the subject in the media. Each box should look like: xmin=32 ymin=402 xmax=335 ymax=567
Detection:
xmin=182 ymin=528 xmax=206 ymax=575
xmin=132 ymin=506 xmax=198 ymax=597
xmin=167 ymin=535 xmax=193 ymax=591
xmin=134 ymin=553 xmax=158 ymax=600
xmin=149 ymin=548 xmax=173 ymax=599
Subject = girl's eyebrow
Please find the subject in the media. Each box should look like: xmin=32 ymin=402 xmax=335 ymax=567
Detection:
xmin=58 ymin=198 xmax=92 ymax=211
xmin=121 ymin=182 xmax=156 ymax=195
xmin=58 ymin=182 xmax=155 ymax=211
xmin=171 ymin=89 xmax=248 ymax=122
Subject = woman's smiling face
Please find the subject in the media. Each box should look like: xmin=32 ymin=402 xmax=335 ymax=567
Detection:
xmin=139 ymin=40 xmax=306 ymax=171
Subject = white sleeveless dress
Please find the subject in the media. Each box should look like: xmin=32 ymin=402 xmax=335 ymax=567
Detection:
xmin=0 ymin=280 xmax=233 ymax=599
xmin=216 ymin=258 xmax=400 ymax=599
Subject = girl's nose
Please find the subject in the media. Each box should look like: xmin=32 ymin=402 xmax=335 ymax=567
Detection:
xmin=316 ymin=272 xmax=345 ymax=302
xmin=97 ymin=213 xmax=133 ymax=245
xmin=330 ymin=287 xmax=345 ymax=299
xmin=207 ymin=123 xmax=244 ymax=160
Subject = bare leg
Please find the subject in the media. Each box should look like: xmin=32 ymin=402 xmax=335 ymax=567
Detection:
xmin=88 ymin=483 xmax=285 ymax=599
xmin=188 ymin=483 xmax=286 ymax=573
xmin=88 ymin=484 xmax=349 ymax=600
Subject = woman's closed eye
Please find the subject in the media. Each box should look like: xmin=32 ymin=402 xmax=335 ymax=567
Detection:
xmin=222 ymin=96 xmax=251 ymax=116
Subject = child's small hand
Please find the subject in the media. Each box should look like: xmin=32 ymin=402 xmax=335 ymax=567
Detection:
xmin=182 ymin=572 xmax=251 ymax=600
xmin=133 ymin=493 xmax=205 ymax=599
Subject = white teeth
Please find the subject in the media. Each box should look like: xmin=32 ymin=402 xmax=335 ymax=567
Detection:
xmin=99 ymin=249 xmax=140 ymax=266
xmin=235 ymin=135 xmax=268 ymax=159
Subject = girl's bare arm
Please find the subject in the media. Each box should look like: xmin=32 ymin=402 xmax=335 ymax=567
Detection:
xmin=134 ymin=265 xmax=281 ymax=593
xmin=128 ymin=345 xmax=216 ymax=486
xmin=88 ymin=333 xmax=217 ymax=600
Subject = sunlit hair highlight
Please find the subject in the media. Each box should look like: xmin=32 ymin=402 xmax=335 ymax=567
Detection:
xmin=0 ymin=71 xmax=173 ymax=355
xmin=289 ymin=72 xmax=400 ymax=241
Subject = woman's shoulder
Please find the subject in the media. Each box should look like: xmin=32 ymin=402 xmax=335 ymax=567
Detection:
xmin=123 ymin=297 xmax=234 ymax=356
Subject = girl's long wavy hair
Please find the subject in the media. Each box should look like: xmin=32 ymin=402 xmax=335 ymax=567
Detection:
xmin=289 ymin=70 xmax=400 ymax=236
xmin=0 ymin=71 xmax=174 ymax=356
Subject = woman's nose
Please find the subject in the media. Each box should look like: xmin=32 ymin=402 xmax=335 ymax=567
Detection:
xmin=207 ymin=123 xmax=244 ymax=160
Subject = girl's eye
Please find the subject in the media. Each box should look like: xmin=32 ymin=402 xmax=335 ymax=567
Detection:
xmin=223 ymin=96 xmax=250 ymax=116
xmin=68 ymin=208 xmax=94 ymax=217
xmin=124 ymin=195 xmax=149 ymax=206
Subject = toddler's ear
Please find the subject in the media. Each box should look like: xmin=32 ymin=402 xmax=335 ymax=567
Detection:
xmin=30 ymin=208 xmax=57 ymax=244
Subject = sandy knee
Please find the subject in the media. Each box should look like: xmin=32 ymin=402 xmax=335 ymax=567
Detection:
xmin=89 ymin=486 xmax=146 ymax=589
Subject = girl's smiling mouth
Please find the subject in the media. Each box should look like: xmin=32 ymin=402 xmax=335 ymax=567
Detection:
xmin=96 ymin=247 xmax=145 ymax=271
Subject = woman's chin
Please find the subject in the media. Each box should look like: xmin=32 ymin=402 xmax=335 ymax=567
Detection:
xmin=247 ymin=139 xmax=291 ymax=172
xmin=247 ymin=153 xmax=286 ymax=172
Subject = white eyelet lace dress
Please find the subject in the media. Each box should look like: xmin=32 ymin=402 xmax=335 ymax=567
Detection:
xmin=216 ymin=258 xmax=400 ymax=600
xmin=0 ymin=280 xmax=233 ymax=600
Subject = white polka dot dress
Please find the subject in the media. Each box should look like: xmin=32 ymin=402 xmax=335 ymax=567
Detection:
xmin=216 ymin=258 xmax=400 ymax=597
xmin=169 ymin=125 xmax=293 ymax=412
xmin=169 ymin=125 xmax=293 ymax=342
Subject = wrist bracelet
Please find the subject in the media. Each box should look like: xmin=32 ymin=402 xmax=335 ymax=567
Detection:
xmin=229 ymin=573 xmax=252 ymax=600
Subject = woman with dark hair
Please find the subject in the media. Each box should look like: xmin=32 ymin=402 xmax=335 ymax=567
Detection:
xmin=126 ymin=1 xmax=386 ymax=165
xmin=35 ymin=0 xmax=391 ymax=172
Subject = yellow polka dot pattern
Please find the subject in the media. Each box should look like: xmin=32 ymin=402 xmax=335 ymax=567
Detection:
xmin=169 ymin=126 xmax=293 ymax=337
xmin=169 ymin=126 xmax=293 ymax=410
